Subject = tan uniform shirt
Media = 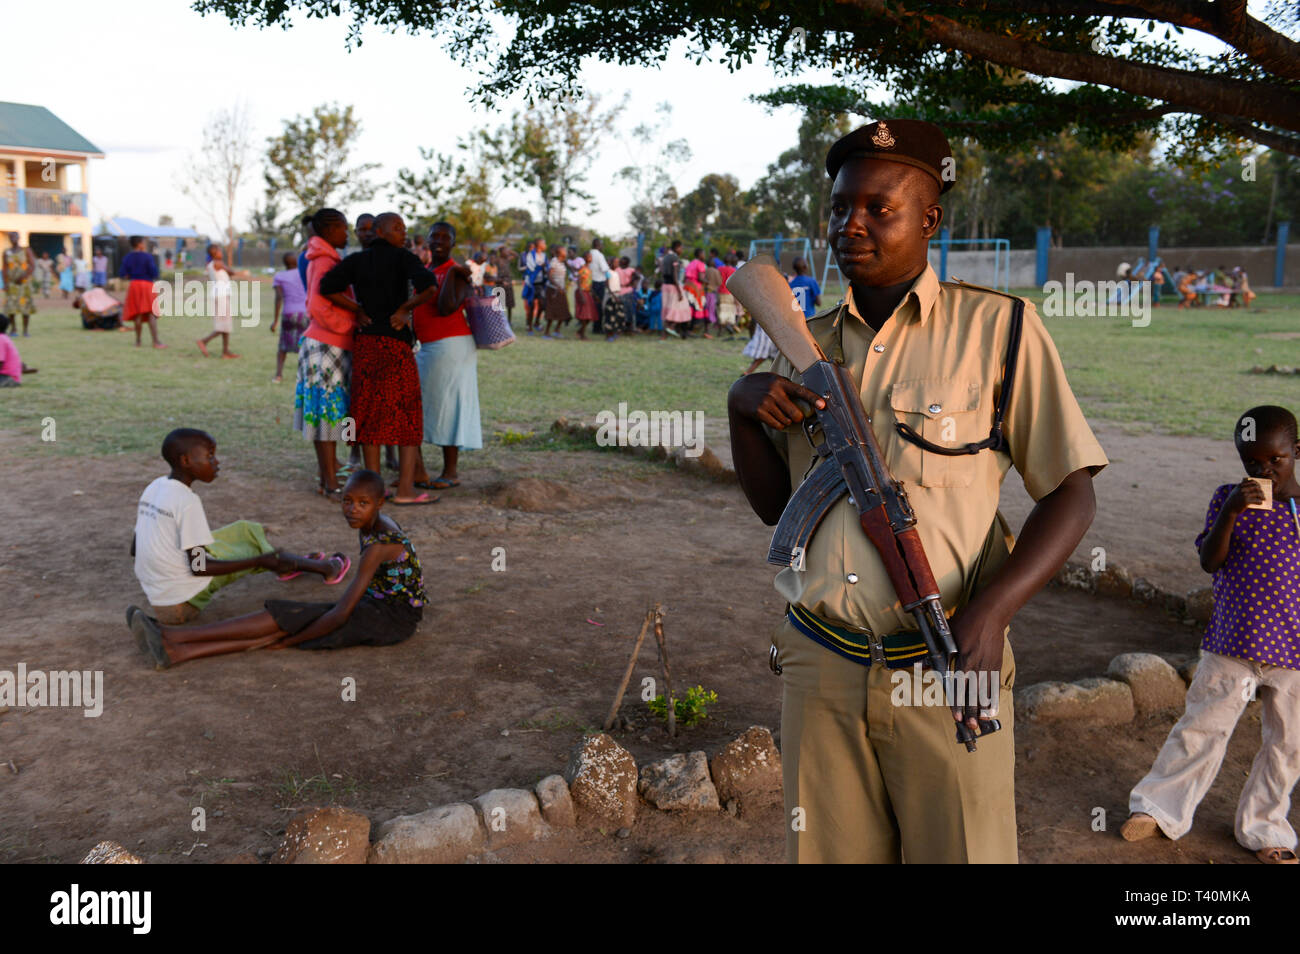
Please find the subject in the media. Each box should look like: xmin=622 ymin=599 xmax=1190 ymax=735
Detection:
xmin=765 ymin=264 xmax=1108 ymax=636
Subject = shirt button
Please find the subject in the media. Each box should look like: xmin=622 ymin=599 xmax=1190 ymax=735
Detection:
xmin=873 ymin=344 xmax=885 ymax=353
xmin=928 ymin=403 xmax=942 ymax=414
xmin=846 ymin=573 xmax=859 ymax=584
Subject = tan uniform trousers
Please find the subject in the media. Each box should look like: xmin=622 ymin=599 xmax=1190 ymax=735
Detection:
xmin=774 ymin=618 xmax=1018 ymax=863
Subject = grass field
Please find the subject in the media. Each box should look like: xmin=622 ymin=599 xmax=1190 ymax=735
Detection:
xmin=1 ymin=282 xmax=1297 ymax=478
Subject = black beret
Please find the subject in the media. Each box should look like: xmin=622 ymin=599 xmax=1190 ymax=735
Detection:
xmin=825 ymin=119 xmax=954 ymax=193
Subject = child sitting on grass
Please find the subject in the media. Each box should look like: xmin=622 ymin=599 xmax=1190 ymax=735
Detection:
xmin=0 ymin=315 xmax=37 ymax=386
xmin=131 ymin=428 xmax=348 ymax=625
xmin=127 ymin=469 xmax=425 ymax=668
xmin=1121 ymin=405 xmax=1300 ymax=864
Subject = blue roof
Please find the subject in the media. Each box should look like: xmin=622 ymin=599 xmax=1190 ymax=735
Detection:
xmin=96 ymin=217 xmax=201 ymax=239
xmin=0 ymin=101 xmax=103 ymax=156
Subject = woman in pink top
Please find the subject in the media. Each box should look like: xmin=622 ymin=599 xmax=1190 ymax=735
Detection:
xmin=293 ymin=209 xmax=357 ymax=496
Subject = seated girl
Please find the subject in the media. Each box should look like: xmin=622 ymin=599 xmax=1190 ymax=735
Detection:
xmin=126 ymin=470 xmax=425 ymax=668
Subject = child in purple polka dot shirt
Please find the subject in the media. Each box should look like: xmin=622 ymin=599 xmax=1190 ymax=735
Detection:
xmin=1122 ymin=405 xmax=1300 ymax=864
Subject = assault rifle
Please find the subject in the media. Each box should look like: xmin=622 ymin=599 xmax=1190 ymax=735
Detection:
xmin=729 ymin=258 xmax=999 ymax=752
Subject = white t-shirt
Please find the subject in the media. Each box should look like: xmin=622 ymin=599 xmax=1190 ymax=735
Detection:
xmin=606 ymin=268 xmax=622 ymax=294
xmin=587 ymin=248 xmax=610 ymax=283
xmin=133 ymin=476 xmax=214 ymax=606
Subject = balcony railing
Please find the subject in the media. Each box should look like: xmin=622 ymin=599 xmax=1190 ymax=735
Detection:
xmin=0 ymin=188 xmax=88 ymax=216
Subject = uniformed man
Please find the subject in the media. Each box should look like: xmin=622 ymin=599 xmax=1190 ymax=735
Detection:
xmin=727 ymin=119 xmax=1109 ymax=863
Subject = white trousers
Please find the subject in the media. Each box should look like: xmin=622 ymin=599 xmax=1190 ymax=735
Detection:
xmin=1129 ymin=651 xmax=1300 ymax=850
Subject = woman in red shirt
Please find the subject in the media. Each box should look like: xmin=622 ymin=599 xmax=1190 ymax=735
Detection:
xmin=410 ymin=222 xmax=483 ymax=489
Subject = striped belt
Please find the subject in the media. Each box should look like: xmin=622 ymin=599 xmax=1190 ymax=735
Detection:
xmin=786 ymin=603 xmax=931 ymax=670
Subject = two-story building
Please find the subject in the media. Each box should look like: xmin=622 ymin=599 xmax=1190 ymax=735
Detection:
xmin=0 ymin=101 xmax=103 ymax=265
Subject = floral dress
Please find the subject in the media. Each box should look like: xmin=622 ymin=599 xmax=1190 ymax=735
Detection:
xmin=3 ymin=248 xmax=35 ymax=317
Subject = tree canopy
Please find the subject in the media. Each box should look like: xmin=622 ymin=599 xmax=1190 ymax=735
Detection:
xmin=196 ymin=0 xmax=1299 ymax=158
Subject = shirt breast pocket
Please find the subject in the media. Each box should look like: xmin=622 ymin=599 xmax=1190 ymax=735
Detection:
xmin=888 ymin=379 xmax=983 ymax=488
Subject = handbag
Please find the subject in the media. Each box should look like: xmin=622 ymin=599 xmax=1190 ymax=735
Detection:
xmin=465 ymin=289 xmax=516 ymax=350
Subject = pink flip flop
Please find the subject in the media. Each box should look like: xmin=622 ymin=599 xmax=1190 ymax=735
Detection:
xmin=323 ymin=552 xmax=351 ymax=585
xmin=276 ymin=551 xmax=325 ymax=581
xmin=391 ymin=492 xmax=439 ymax=506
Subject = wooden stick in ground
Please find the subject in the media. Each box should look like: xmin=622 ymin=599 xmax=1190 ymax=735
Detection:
xmin=653 ymin=605 xmax=676 ymax=737
xmin=602 ymin=608 xmax=654 ymax=731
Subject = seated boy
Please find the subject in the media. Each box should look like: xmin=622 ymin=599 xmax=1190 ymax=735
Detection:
xmin=131 ymin=428 xmax=349 ymax=624
xmin=128 ymin=470 xmax=424 ymax=668
xmin=0 ymin=316 xmax=36 ymax=387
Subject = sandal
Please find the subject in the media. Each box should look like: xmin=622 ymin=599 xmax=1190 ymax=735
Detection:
xmin=1120 ymin=813 xmax=1161 ymax=841
xmin=318 ymin=485 xmax=342 ymax=498
xmin=1256 ymin=847 xmax=1299 ymax=864
xmin=429 ymin=477 xmax=460 ymax=489
xmin=391 ymin=492 xmax=439 ymax=506
xmin=323 ymin=552 xmax=351 ymax=585
xmin=277 ymin=551 xmax=325 ymax=581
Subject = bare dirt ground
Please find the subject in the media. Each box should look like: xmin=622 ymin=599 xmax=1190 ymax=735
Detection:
xmin=0 ymin=426 xmax=1290 ymax=865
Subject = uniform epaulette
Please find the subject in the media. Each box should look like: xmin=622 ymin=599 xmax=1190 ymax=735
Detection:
xmin=807 ymin=301 xmax=846 ymax=323
xmin=940 ymin=279 xmax=1026 ymax=304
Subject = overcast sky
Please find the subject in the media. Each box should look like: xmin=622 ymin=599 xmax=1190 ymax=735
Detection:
xmin=3 ymin=1 xmax=849 ymax=239
xmin=4 ymin=1 xmax=1239 ymax=240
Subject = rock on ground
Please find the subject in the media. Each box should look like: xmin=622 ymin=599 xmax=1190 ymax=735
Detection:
xmin=564 ymin=733 xmax=638 ymax=828
xmin=273 ymin=806 xmax=370 ymax=864
xmin=81 ymin=841 xmax=144 ymax=864
xmin=535 ymin=774 xmax=576 ymax=827
xmin=368 ymin=803 xmax=484 ymax=864
xmin=1053 ymin=562 xmax=1095 ymax=593
xmin=1016 ymin=678 xmax=1135 ymax=725
xmin=1095 ymin=565 xmax=1133 ymax=599
xmin=1186 ymin=587 xmax=1215 ymax=623
xmin=638 ymin=751 xmax=720 ymax=811
xmin=473 ymin=789 xmax=547 ymax=848
xmin=1107 ymin=652 xmax=1187 ymax=714
xmin=710 ymin=726 xmax=783 ymax=810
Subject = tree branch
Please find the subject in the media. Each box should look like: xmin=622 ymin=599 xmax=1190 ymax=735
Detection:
xmin=1206 ymin=114 xmax=1300 ymax=158
xmin=838 ymin=0 xmax=1300 ymax=132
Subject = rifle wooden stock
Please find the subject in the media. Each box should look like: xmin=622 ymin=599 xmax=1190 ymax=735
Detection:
xmin=728 ymin=257 xmax=826 ymax=373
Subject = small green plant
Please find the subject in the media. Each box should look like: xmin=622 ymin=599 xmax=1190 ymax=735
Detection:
xmin=495 ymin=428 xmax=536 ymax=445
xmin=647 ymin=685 xmax=719 ymax=727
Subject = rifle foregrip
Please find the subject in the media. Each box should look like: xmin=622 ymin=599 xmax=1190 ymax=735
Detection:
xmin=859 ymin=507 xmax=921 ymax=606
xmin=895 ymin=527 xmax=940 ymax=601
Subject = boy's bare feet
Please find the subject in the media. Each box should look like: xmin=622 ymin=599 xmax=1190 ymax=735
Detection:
xmin=1120 ymin=813 xmax=1161 ymax=841
xmin=196 ymin=339 xmax=209 ymax=356
xmin=128 ymin=610 xmax=172 ymax=670
xmin=222 ymin=352 xmax=241 ymax=359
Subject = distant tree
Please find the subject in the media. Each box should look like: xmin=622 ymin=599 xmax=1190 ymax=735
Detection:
xmin=478 ymin=93 xmax=624 ymax=227
xmin=678 ymin=173 xmax=753 ymax=235
xmin=747 ymin=111 xmax=852 ymax=239
xmin=158 ymin=214 xmax=175 ymax=227
xmin=615 ymin=102 xmax=691 ymax=236
xmin=178 ymin=103 xmax=253 ymax=258
xmin=264 ymin=103 xmax=379 ymax=213
xmin=392 ymin=142 xmax=511 ymax=245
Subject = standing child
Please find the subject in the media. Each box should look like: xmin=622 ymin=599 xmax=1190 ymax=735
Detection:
xmin=92 ymin=250 xmax=108 ymax=287
xmin=1122 ymin=405 xmax=1300 ymax=864
xmin=127 ymin=469 xmax=422 ymax=668
xmin=544 ymin=246 xmax=571 ymax=338
xmin=788 ymin=257 xmax=822 ymax=318
xmin=129 ymin=428 xmax=347 ymax=626
xmin=270 ymin=252 xmax=309 ymax=383
xmin=57 ymin=252 xmax=74 ymax=299
xmin=573 ymin=256 xmax=597 ymax=339
xmin=295 ymin=208 xmax=357 ymax=497
xmin=119 ymin=236 xmax=164 ymax=348
xmin=197 ymin=244 xmax=249 ymax=358
xmin=319 ymin=212 xmax=439 ymax=506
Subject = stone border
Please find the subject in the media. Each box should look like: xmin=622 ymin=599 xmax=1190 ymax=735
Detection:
xmin=82 ymin=727 xmax=783 ymax=865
